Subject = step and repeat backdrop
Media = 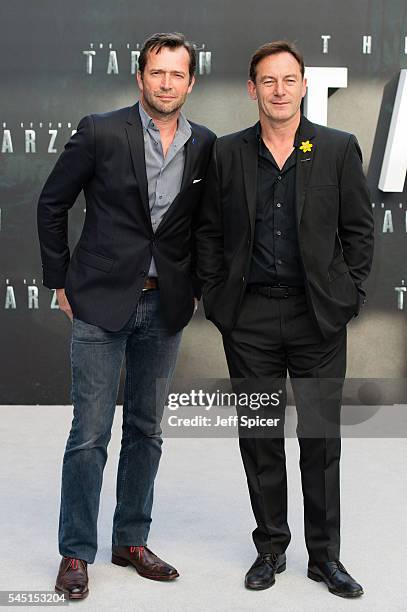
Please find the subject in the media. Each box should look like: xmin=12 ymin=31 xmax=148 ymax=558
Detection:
xmin=0 ymin=0 xmax=406 ymax=403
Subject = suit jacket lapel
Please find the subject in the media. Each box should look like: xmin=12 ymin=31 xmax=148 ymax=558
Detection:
xmin=295 ymin=115 xmax=316 ymax=225
xmin=180 ymin=132 xmax=196 ymax=192
xmin=155 ymin=127 xmax=198 ymax=234
xmin=240 ymin=126 xmax=259 ymax=240
xmin=125 ymin=103 xmax=151 ymax=222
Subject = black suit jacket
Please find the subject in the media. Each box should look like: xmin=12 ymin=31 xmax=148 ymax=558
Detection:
xmin=37 ymin=103 xmax=216 ymax=332
xmin=196 ymin=116 xmax=374 ymax=338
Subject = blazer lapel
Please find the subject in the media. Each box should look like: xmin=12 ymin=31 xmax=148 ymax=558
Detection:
xmin=240 ymin=126 xmax=259 ymax=240
xmin=155 ymin=127 xmax=198 ymax=234
xmin=295 ymin=115 xmax=316 ymax=225
xmin=125 ymin=103 xmax=151 ymax=222
xmin=180 ymin=131 xmax=196 ymax=192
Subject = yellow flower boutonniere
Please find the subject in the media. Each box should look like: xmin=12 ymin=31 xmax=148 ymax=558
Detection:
xmin=299 ymin=140 xmax=313 ymax=153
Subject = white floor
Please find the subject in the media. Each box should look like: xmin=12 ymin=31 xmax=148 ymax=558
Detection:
xmin=1 ymin=405 xmax=406 ymax=612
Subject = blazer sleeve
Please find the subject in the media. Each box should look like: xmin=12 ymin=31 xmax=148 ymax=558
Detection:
xmin=338 ymin=134 xmax=374 ymax=301
xmin=195 ymin=139 xmax=225 ymax=314
xmin=37 ymin=115 xmax=95 ymax=289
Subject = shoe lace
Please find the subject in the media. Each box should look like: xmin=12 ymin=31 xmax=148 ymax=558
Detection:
xmin=262 ymin=552 xmax=280 ymax=566
xmin=64 ymin=557 xmax=80 ymax=571
xmin=130 ymin=546 xmax=144 ymax=560
xmin=335 ymin=560 xmax=347 ymax=574
xmin=328 ymin=560 xmax=348 ymax=577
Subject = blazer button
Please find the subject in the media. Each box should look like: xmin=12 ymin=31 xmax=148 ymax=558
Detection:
xmin=140 ymin=270 xmax=146 ymax=277
xmin=242 ymin=275 xmax=245 ymax=282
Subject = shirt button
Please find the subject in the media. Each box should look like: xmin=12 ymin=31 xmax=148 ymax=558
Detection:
xmin=159 ymin=196 xmax=163 ymax=199
xmin=276 ymin=202 xmax=282 ymax=208
xmin=276 ymin=230 xmax=282 ymax=236
xmin=277 ymin=259 xmax=282 ymax=264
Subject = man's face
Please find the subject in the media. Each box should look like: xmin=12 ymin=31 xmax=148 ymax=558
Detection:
xmin=137 ymin=46 xmax=195 ymax=117
xmin=247 ymin=51 xmax=307 ymax=124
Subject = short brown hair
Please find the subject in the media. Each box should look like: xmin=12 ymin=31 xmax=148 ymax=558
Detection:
xmin=249 ymin=40 xmax=305 ymax=82
xmin=139 ymin=32 xmax=196 ymax=81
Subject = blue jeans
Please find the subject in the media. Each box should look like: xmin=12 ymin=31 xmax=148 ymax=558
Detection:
xmin=58 ymin=289 xmax=182 ymax=563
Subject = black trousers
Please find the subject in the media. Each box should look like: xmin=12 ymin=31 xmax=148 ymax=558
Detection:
xmin=222 ymin=291 xmax=346 ymax=562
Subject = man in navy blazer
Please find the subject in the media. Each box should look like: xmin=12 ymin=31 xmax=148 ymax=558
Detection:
xmin=38 ymin=32 xmax=215 ymax=599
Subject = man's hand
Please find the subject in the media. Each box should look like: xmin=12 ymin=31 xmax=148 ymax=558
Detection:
xmin=56 ymin=288 xmax=73 ymax=321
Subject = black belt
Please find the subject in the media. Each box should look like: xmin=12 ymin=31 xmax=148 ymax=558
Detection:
xmin=247 ymin=284 xmax=305 ymax=298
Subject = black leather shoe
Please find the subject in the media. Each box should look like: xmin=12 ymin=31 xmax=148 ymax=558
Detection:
xmin=245 ymin=552 xmax=286 ymax=590
xmin=307 ymin=560 xmax=363 ymax=598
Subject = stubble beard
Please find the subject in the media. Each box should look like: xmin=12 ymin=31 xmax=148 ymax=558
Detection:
xmin=142 ymin=88 xmax=187 ymax=119
xmin=263 ymin=99 xmax=301 ymax=125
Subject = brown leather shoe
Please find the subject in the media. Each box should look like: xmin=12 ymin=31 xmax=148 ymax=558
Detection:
xmin=55 ymin=556 xmax=89 ymax=600
xmin=111 ymin=546 xmax=179 ymax=581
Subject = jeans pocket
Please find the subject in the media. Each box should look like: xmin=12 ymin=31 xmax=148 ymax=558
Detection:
xmin=72 ymin=317 xmax=111 ymax=343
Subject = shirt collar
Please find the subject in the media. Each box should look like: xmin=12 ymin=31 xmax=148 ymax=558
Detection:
xmin=256 ymin=114 xmax=304 ymax=148
xmin=293 ymin=115 xmax=304 ymax=147
xmin=176 ymin=111 xmax=192 ymax=139
xmin=138 ymin=101 xmax=191 ymax=139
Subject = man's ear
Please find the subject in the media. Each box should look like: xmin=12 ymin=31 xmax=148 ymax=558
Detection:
xmin=136 ymin=70 xmax=143 ymax=92
xmin=187 ymin=74 xmax=196 ymax=94
xmin=301 ymin=76 xmax=307 ymax=100
xmin=247 ymin=79 xmax=257 ymax=100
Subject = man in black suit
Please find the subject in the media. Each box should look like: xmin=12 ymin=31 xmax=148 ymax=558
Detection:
xmin=197 ymin=41 xmax=373 ymax=597
xmin=38 ymin=32 xmax=215 ymax=599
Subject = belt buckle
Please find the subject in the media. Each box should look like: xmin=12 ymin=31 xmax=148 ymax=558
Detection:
xmin=280 ymin=285 xmax=289 ymax=298
xmin=143 ymin=277 xmax=157 ymax=292
xmin=273 ymin=285 xmax=289 ymax=298
xmin=274 ymin=285 xmax=289 ymax=298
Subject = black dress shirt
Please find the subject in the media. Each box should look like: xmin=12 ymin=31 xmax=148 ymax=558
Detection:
xmin=248 ymin=124 xmax=304 ymax=287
